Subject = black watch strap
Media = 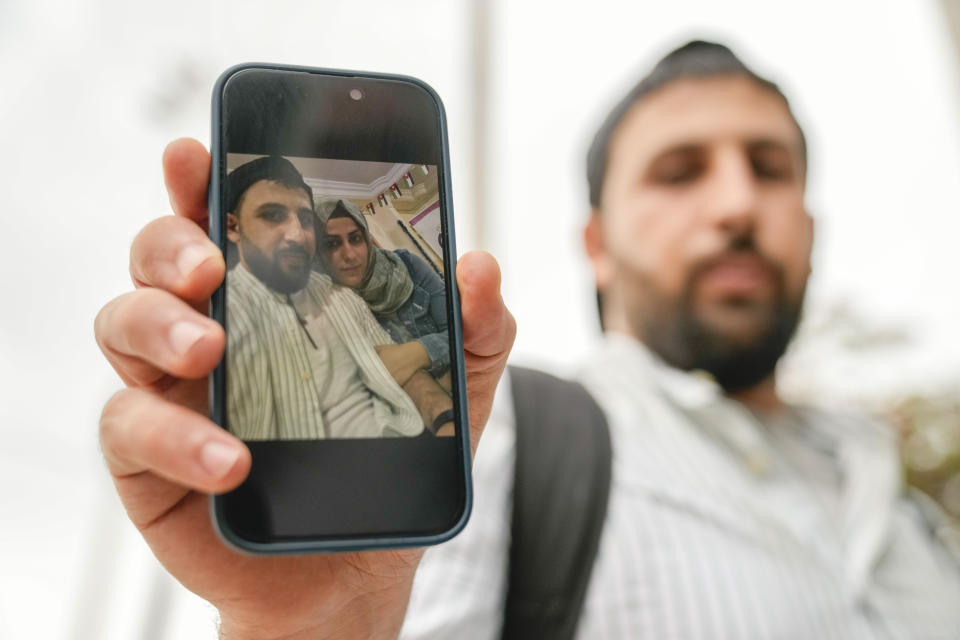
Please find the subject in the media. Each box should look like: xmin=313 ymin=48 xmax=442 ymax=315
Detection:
xmin=430 ymin=408 xmax=455 ymax=434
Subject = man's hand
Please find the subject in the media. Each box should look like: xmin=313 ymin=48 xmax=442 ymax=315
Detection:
xmin=376 ymin=341 xmax=431 ymax=387
xmin=93 ymin=138 xmax=515 ymax=640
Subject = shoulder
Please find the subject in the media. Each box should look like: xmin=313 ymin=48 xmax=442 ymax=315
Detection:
xmin=226 ymin=267 xmax=261 ymax=316
xmin=394 ymin=248 xmax=416 ymax=267
xmin=793 ymin=403 xmax=895 ymax=441
xmin=309 ymin=272 xmax=374 ymax=316
xmin=395 ymin=249 xmax=436 ymax=280
xmin=790 ymin=404 xmax=899 ymax=460
xmin=304 ymin=271 xmax=338 ymax=301
xmin=228 ymin=265 xmax=277 ymax=302
xmin=307 ymin=270 xmax=334 ymax=290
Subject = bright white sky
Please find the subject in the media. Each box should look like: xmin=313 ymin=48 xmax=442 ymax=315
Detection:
xmin=0 ymin=1 xmax=958 ymax=638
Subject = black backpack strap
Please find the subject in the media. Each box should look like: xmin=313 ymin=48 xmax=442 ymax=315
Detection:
xmin=500 ymin=366 xmax=613 ymax=640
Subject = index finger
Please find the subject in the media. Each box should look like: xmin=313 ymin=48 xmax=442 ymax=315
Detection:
xmin=163 ymin=138 xmax=211 ymax=229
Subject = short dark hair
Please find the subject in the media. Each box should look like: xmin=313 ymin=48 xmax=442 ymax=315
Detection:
xmin=585 ymin=40 xmax=807 ymax=209
xmin=226 ymin=155 xmax=313 ymax=216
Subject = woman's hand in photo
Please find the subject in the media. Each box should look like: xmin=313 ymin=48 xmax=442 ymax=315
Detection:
xmin=376 ymin=340 xmax=432 ymax=387
xmin=92 ymin=138 xmax=516 ymax=640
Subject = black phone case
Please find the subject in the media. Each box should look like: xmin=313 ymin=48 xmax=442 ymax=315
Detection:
xmin=208 ymin=63 xmax=472 ymax=554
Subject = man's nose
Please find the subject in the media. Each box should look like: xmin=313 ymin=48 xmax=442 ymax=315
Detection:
xmin=282 ymin=216 xmax=309 ymax=243
xmin=704 ymin=149 xmax=760 ymax=235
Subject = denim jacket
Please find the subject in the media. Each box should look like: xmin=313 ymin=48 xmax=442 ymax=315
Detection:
xmin=376 ymin=249 xmax=449 ymax=376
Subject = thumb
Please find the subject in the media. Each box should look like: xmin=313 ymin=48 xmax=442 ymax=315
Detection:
xmin=456 ymin=251 xmax=516 ymax=455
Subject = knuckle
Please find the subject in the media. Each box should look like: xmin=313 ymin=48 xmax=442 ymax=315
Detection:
xmin=130 ymin=217 xmax=175 ymax=288
xmin=135 ymin=226 xmax=222 ymax=302
xmin=99 ymin=388 xmax=139 ymax=456
xmin=104 ymin=293 xmax=142 ymax=351
xmin=115 ymin=289 xmax=174 ymax=329
xmin=131 ymin=215 xmax=209 ymax=287
xmin=505 ymin=310 xmax=518 ymax=342
xmin=100 ymin=389 xmax=181 ymax=467
xmin=93 ymin=293 xmax=134 ymax=353
xmin=93 ymin=301 xmax=111 ymax=347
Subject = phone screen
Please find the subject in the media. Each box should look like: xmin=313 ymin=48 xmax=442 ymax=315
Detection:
xmin=210 ymin=67 xmax=468 ymax=550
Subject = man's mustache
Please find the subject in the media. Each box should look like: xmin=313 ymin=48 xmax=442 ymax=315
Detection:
xmin=275 ymin=245 xmax=311 ymax=262
xmin=686 ymin=233 xmax=784 ymax=290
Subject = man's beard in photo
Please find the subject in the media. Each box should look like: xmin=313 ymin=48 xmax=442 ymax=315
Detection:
xmin=629 ymin=240 xmax=803 ymax=395
xmin=238 ymin=234 xmax=312 ymax=294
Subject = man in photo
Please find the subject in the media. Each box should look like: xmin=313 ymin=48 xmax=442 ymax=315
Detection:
xmin=225 ymin=155 xmax=453 ymax=439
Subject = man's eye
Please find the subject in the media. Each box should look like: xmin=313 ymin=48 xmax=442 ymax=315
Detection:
xmin=261 ymin=209 xmax=286 ymax=222
xmin=655 ymin=163 xmax=701 ymax=184
xmin=297 ymin=211 xmax=315 ymax=229
xmin=752 ymin=160 xmax=790 ymax=181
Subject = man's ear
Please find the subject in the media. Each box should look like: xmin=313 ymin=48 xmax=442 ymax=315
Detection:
xmin=226 ymin=213 xmax=240 ymax=244
xmin=583 ymin=210 xmax=614 ymax=290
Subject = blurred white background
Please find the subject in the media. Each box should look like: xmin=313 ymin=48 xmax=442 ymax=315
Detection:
xmin=1 ymin=1 xmax=958 ymax=638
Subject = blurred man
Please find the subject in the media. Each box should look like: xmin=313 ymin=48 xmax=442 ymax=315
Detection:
xmin=225 ymin=155 xmax=451 ymax=439
xmin=400 ymin=41 xmax=960 ymax=639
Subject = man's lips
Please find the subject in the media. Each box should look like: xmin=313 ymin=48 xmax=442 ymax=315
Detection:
xmin=278 ymin=251 xmax=308 ymax=268
xmin=694 ymin=255 xmax=774 ymax=298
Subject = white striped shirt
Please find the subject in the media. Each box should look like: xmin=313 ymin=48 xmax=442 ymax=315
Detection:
xmin=401 ymin=333 xmax=960 ymax=639
xmin=226 ymin=265 xmax=423 ymax=439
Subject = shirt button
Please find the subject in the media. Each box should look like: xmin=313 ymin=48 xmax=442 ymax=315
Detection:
xmin=302 ymin=371 xmax=311 ymax=381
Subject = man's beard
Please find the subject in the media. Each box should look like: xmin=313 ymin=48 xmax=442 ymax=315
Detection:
xmin=237 ymin=235 xmax=312 ymax=294
xmin=626 ymin=237 xmax=803 ymax=394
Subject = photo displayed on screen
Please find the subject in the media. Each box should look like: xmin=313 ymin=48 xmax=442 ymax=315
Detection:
xmin=224 ymin=153 xmax=452 ymax=441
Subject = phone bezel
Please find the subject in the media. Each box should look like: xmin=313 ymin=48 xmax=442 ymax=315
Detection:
xmin=208 ymin=63 xmax=472 ymax=554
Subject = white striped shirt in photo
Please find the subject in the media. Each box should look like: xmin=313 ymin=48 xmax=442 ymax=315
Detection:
xmin=226 ymin=264 xmax=422 ymax=440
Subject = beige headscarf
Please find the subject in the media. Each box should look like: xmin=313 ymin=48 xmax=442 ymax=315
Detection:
xmin=315 ymin=197 xmax=414 ymax=314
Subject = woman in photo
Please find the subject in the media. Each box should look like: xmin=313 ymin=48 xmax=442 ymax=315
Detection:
xmin=315 ymin=197 xmax=450 ymax=389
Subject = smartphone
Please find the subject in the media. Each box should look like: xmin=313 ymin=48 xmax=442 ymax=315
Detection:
xmin=207 ymin=63 xmax=470 ymax=553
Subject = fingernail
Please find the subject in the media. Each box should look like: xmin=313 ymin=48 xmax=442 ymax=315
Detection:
xmin=169 ymin=321 xmax=207 ymax=355
xmin=177 ymin=245 xmax=215 ymax=278
xmin=201 ymin=440 xmax=242 ymax=478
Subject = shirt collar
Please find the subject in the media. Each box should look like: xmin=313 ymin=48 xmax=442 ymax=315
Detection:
xmin=601 ymin=331 xmax=779 ymax=476
xmin=233 ymin=262 xmax=297 ymax=304
xmin=602 ymin=331 xmax=725 ymax=410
